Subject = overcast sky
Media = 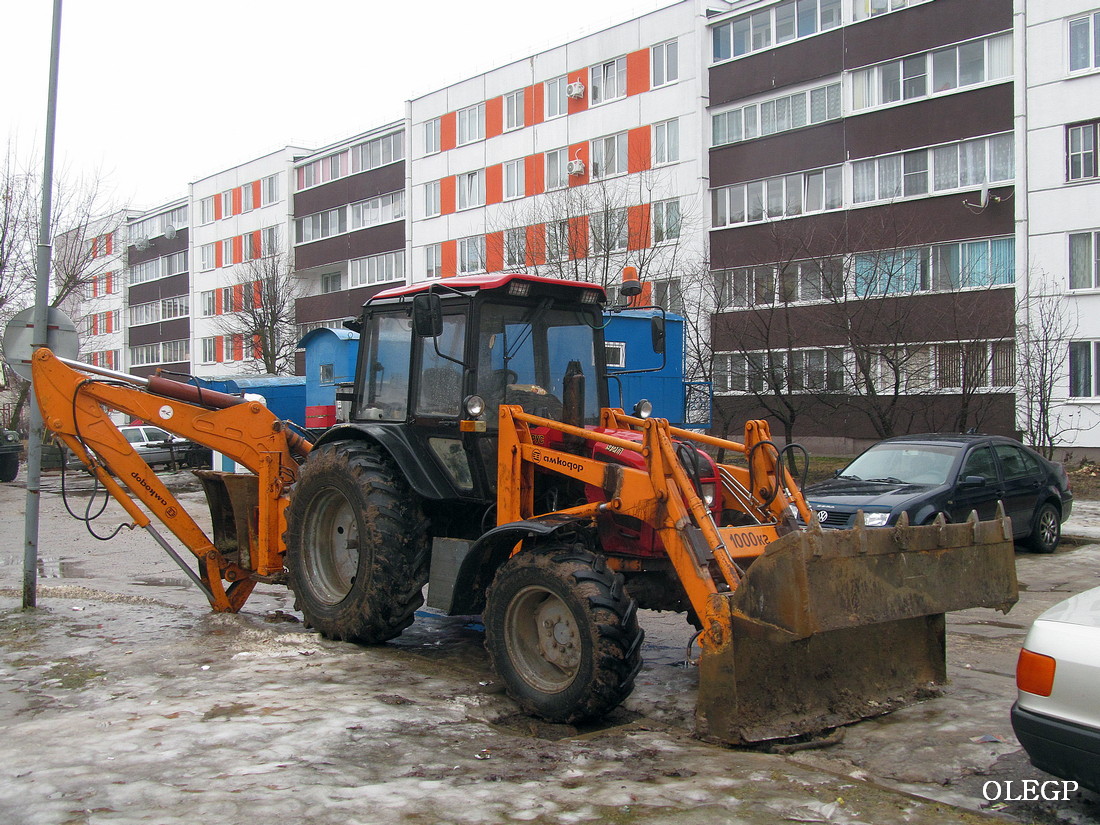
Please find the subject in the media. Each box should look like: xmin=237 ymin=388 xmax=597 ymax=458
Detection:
xmin=3 ymin=0 xmax=664 ymax=211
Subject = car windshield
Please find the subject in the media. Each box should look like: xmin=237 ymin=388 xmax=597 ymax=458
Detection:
xmin=840 ymin=443 xmax=960 ymax=486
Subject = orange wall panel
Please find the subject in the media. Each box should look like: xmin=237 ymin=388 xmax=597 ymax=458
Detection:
xmin=440 ymin=176 xmax=456 ymax=215
xmin=568 ymin=215 xmax=589 ymax=260
xmin=441 ymin=239 xmax=457 ymax=278
xmin=486 ymin=231 xmax=505 ymax=272
xmin=485 ymin=96 xmax=503 ymax=139
xmin=526 ymin=224 xmax=546 ymax=266
xmin=214 ymin=196 xmax=223 ymax=221
xmin=628 ymin=204 xmax=652 ymax=251
xmin=525 ymin=154 xmax=545 ymax=196
xmin=232 ymin=236 xmax=244 ymax=264
xmin=232 ymin=187 xmax=243 ymax=215
xmin=215 ymin=337 xmax=224 ymax=362
xmin=233 ymin=283 xmax=244 ymax=311
xmin=440 ymin=112 xmax=457 ymax=151
xmin=568 ymin=142 xmax=590 ymax=187
xmin=252 ymin=231 xmax=262 ymax=259
xmin=567 ymin=68 xmax=588 ymax=115
xmin=215 ymin=242 xmax=224 ymax=269
xmin=252 ymin=180 xmax=262 ymax=207
xmin=485 ymin=164 xmax=503 ymax=205
xmin=525 ymin=84 xmax=544 ymax=126
xmin=628 ymin=126 xmax=652 ymax=174
xmin=627 ymin=48 xmax=650 ymax=96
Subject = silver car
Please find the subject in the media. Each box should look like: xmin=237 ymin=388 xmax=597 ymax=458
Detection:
xmin=67 ymin=425 xmax=207 ymax=470
xmin=1012 ymin=585 xmax=1100 ymax=794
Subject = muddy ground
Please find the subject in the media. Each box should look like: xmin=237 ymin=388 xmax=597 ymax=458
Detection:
xmin=0 ymin=470 xmax=1097 ymax=825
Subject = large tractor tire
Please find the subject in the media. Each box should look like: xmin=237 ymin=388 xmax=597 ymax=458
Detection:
xmin=284 ymin=440 xmax=428 ymax=643
xmin=0 ymin=454 xmax=18 ymax=483
xmin=484 ymin=544 xmax=643 ymax=724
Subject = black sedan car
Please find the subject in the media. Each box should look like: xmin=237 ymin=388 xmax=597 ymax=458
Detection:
xmin=804 ymin=434 xmax=1073 ymax=553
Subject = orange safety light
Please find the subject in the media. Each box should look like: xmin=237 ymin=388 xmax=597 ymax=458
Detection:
xmin=1016 ymin=648 xmax=1056 ymax=697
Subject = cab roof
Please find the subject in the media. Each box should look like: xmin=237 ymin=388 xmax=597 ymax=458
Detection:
xmin=367 ymin=273 xmax=606 ymax=304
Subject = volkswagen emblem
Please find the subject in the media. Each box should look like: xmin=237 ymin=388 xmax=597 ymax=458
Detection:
xmin=817 ymin=510 xmax=830 ymax=523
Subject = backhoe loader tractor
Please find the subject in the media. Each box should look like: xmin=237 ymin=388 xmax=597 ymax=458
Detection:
xmin=31 ymin=272 xmax=1019 ymax=745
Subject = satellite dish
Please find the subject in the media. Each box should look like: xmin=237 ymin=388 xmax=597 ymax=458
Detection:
xmin=164 ymin=225 xmax=177 ymax=240
xmin=134 ymin=237 xmax=150 ymax=251
xmin=3 ymin=307 xmax=80 ymax=382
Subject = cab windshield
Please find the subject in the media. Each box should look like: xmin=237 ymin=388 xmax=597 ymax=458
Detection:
xmin=475 ymin=301 xmax=602 ymax=426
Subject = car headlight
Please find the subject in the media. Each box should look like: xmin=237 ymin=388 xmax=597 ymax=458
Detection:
xmin=862 ymin=512 xmax=891 ymax=527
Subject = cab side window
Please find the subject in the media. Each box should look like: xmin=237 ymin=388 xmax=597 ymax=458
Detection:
xmin=416 ymin=313 xmax=467 ymax=417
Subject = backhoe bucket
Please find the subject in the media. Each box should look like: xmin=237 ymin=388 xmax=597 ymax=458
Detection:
xmin=696 ymin=514 xmax=1018 ymax=745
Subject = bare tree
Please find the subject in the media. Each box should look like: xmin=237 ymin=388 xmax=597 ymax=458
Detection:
xmin=1017 ymin=281 xmax=1080 ymax=459
xmin=215 ymin=241 xmax=300 ymax=374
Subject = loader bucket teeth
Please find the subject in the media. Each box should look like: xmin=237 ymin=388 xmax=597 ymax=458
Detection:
xmin=695 ymin=516 xmax=1018 ymax=745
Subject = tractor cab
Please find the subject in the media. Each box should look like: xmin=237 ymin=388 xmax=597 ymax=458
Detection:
xmin=349 ymin=274 xmax=609 ymax=503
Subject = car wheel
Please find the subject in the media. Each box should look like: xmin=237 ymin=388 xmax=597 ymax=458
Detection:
xmin=1026 ymin=502 xmax=1060 ymax=554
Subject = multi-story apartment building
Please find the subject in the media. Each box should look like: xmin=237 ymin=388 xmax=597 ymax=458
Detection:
xmin=189 ymin=146 xmax=305 ymax=377
xmin=125 ymin=198 xmax=190 ymax=378
xmin=707 ymin=0 xmax=1017 ymax=450
xmin=407 ymin=0 xmax=706 ymax=312
xmin=290 ymin=122 xmax=407 ymax=375
xmin=1023 ymin=2 xmax=1100 ymax=457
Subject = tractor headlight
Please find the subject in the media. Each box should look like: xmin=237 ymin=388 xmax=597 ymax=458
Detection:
xmin=700 ymin=483 xmax=717 ymax=507
xmin=4 ymin=432 xmax=16 ymax=443
xmin=464 ymin=395 xmax=486 ymax=418
xmin=862 ymin=512 xmax=891 ymax=527
xmin=632 ymin=399 xmax=653 ymax=419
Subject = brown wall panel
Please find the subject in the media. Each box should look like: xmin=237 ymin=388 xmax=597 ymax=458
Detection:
xmin=132 ymin=361 xmax=190 ymax=380
xmin=293 ymin=223 xmax=405 ymax=271
xmin=710 ymin=122 xmax=846 ymax=187
xmin=710 ymin=30 xmax=844 ymax=108
xmin=129 ymin=317 xmax=190 ymax=347
xmin=128 ymin=272 xmax=190 ymax=305
xmin=127 ymin=228 xmax=189 ymax=265
xmin=293 ymin=162 xmax=405 ymax=217
xmin=295 ymin=285 xmax=385 ymax=325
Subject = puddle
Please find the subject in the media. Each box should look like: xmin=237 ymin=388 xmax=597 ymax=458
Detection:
xmin=31 ymin=558 xmax=92 ymax=580
xmin=133 ymin=576 xmax=194 ymax=589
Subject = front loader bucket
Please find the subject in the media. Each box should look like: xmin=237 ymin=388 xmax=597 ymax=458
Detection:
xmin=696 ymin=513 xmax=1018 ymax=745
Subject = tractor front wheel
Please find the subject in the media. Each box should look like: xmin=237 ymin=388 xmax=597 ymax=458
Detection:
xmin=0 ymin=454 xmax=18 ymax=483
xmin=284 ymin=440 xmax=428 ymax=643
xmin=484 ymin=545 xmax=643 ymax=724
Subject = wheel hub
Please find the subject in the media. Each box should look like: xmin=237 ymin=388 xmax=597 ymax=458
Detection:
xmin=535 ymin=600 xmax=579 ymax=670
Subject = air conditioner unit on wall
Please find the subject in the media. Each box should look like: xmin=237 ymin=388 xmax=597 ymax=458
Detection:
xmin=567 ymin=159 xmax=586 ymax=176
xmin=566 ymin=81 xmax=585 ymax=99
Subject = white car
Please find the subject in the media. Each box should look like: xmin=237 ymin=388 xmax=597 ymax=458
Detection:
xmin=67 ymin=425 xmax=208 ymax=470
xmin=1012 ymin=585 xmax=1100 ymax=793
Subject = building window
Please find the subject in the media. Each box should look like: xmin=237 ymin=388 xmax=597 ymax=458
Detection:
xmin=504 ymin=159 xmax=525 ymax=200
xmin=349 ymin=251 xmax=404 ymax=287
xmin=456 ymin=169 xmax=485 ymax=210
xmin=262 ymin=226 xmax=279 ymax=256
xmin=1070 ymin=341 xmax=1100 ymax=397
xmin=1070 ymin=231 xmax=1100 ymax=289
xmin=425 ymin=244 xmax=442 ymax=279
xmin=713 ymin=82 xmax=841 ymax=147
xmin=547 ymin=221 xmax=569 ymax=261
xmin=605 ymin=341 xmax=626 ymax=368
xmin=546 ymin=149 xmax=567 ymax=190
xmin=852 ymin=34 xmax=1013 ymax=111
xmin=652 ymin=39 xmax=678 ymax=87
xmin=201 ymin=337 xmax=217 ymax=364
xmin=458 ymin=236 xmax=486 ymax=274
xmin=591 ymin=57 xmax=627 ymax=105
xmin=853 ymin=0 xmax=927 ymax=19
xmin=424 ymin=181 xmax=441 ymax=217
xmin=241 ymin=183 xmax=254 ymax=212
xmin=654 ymin=119 xmax=679 ymax=165
xmin=714 ymin=348 xmax=846 ymax=394
xmin=936 ymin=341 xmax=1015 ymax=390
xmin=199 ymin=196 xmax=216 ymax=225
xmin=712 ymin=0 xmax=841 ymax=63
xmin=591 ymin=132 xmax=628 ymax=179
xmin=546 ymin=76 xmax=568 ymax=118
xmin=853 ymin=237 xmax=1014 ymax=295
xmin=504 ymin=228 xmax=526 ymax=268
xmin=424 ymin=118 xmax=441 ymax=155
xmin=352 ymin=131 xmax=405 ymax=172
xmin=321 ymin=272 xmax=343 ymax=294
xmin=1068 ymin=121 xmax=1099 ymax=181
xmin=457 ymin=104 xmax=485 ymax=145
xmin=201 ymin=290 xmax=216 ymax=317
xmin=200 ymin=243 xmax=216 ymax=272
xmin=261 ymin=174 xmax=279 ymax=206
xmin=1070 ymin=11 xmax=1100 ymax=72
xmin=505 ymin=90 xmax=525 ymax=131
xmin=652 ymin=199 xmax=681 ymax=244
xmin=712 ymin=165 xmax=843 ymax=227
xmin=295 ymin=207 xmax=347 ymax=244
xmin=350 ymin=191 xmax=405 ymax=229
xmin=591 ymin=209 xmax=628 ymax=254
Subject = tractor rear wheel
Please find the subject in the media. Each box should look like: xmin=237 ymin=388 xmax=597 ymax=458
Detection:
xmin=0 ymin=454 xmax=18 ymax=483
xmin=484 ymin=545 xmax=643 ymax=724
xmin=284 ymin=440 xmax=428 ymax=643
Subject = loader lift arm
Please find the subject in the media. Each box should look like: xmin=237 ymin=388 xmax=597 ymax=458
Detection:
xmin=32 ymin=348 xmax=308 ymax=612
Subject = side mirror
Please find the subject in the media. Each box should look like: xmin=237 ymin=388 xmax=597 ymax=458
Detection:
xmin=412 ymin=293 xmax=443 ymax=338
xmin=650 ymin=316 xmax=666 ymax=356
xmin=959 ymin=475 xmax=987 ymax=488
